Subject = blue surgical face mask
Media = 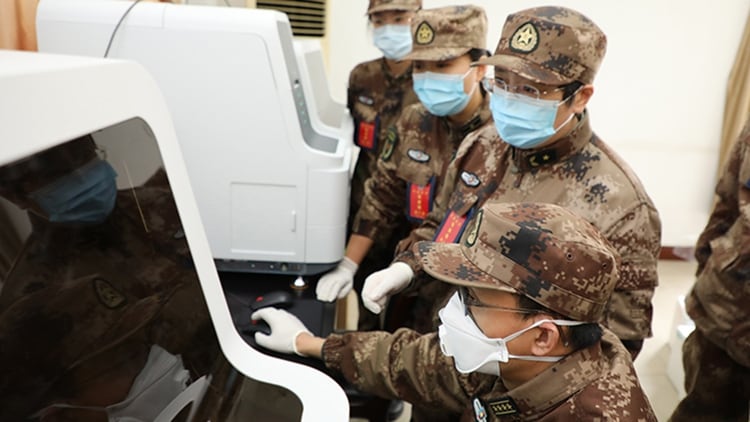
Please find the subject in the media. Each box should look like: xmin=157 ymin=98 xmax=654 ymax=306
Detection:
xmin=489 ymin=88 xmax=575 ymax=149
xmin=29 ymin=158 xmax=118 ymax=224
xmin=413 ymin=69 xmax=477 ymax=117
xmin=372 ymin=24 xmax=412 ymax=61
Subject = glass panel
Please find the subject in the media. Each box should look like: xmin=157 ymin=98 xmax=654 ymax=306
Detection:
xmin=0 ymin=117 xmax=301 ymax=421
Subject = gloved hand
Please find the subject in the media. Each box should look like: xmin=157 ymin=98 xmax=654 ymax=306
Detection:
xmin=361 ymin=262 xmax=414 ymax=314
xmin=315 ymin=257 xmax=358 ymax=302
xmin=251 ymin=308 xmax=311 ymax=356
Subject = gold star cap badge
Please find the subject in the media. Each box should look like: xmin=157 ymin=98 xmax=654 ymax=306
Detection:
xmin=415 ymin=21 xmax=434 ymax=45
xmin=509 ymin=22 xmax=539 ymax=53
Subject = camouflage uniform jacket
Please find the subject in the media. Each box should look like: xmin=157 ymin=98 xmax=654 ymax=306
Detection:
xmin=688 ymin=120 xmax=750 ymax=368
xmin=352 ymin=95 xmax=491 ymax=241
xmin=322 ymin=328 xmax=656 ymax=421
xmin=396 ymin=113 xmax=661 ymax=341
xmin=348 ymin=58 xmax=420 ymax=217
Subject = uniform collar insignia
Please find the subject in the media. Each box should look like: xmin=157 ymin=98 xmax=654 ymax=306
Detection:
xmin=511 ymin=112 xmax=592 ymax=172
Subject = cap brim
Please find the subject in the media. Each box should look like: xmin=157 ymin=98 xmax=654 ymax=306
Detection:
xmin=417 ymin=241 xmax=518 ymax=294
xmin=404 ymin=46 xmax=471 ymax=62
xmin=475 ymin=54 xmax=573 ymax=85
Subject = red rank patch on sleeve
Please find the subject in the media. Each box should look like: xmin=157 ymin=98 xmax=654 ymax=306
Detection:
xmin=355 ymin=120 xmax=378 ymax=151
xmin=434 ymin=210 xmax=470 ymax=243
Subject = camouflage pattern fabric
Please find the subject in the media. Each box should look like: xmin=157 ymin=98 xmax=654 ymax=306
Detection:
xmin=354 ymin=98 xmax=491 ymax=334
xmin=0 ymin=169 xmax=228 ymax=420
xmin=404 ymin=5 xmax=487 ymax=62
xmin=322 ymin=327 xmax=655 ymax=421
xmin=476 ymin=6 xmax=606 ymax=85
xmin=347 ymin=57 xmax=419 ymax=245
xmin=367 ymin=0 xmax=421 ymax=15
xmin=396 ymin=112 xmax=661 ymax=345
xmin=669 ymin=330 xmax=750 ymax=421
xmin=347 ymin=57 xmax=419 ymax=330
xmin=417 ymin=202 xmax=620 ymax=322
xmin=670 ymin=119 xmax=750 ymax=420
xmin=686 ymin=119 xmax=750 ymax=368
xmin=353 ymin=98 xmax=491 ymax=241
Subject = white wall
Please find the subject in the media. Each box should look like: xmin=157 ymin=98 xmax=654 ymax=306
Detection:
xmin=325 ymin=0 xmax=750 ymax=246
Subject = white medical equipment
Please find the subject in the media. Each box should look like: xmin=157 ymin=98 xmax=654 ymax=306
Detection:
xmin=0 ymin=49 xmax=348 ymax=421
xmin=37 ymin=0 xmax=353 ymax=275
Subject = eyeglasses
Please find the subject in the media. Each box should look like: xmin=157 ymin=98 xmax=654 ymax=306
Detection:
xmin=482 ymin=77 xmax=564 ymax=100
xmin=458 ymin=287 xmax=539 ymax=317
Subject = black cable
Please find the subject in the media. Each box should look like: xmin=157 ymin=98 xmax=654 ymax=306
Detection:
xmin=103 ymin=0 xmax=143 ymax=58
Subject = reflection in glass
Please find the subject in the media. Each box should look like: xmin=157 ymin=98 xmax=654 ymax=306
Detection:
xmin=0 ymin=118 xmax=253 ymax=421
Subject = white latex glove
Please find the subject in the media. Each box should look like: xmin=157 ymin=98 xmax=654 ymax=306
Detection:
xmin=315 ymin=256 xmax=358 ymax=302
xmin=251 ymin=308 xmax=311 ymax=356
xmin=361 ymin=262 xmax=414 ymax=314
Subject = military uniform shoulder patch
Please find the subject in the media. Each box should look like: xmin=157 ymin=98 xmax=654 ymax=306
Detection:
xmin=407 ymin=149 xmax=430 ymax=163
xmin=93 ymin=278 xmax=127 ymax=309
xmin=510 ymin=22 xmax=539 ymax=53
xmin=381 ymin=126 xmax=398 ymax=161
xmin=460 ymin=171 xmax=480 ymax=187
xmin=415 ymin=21 xmax=435 ymax=45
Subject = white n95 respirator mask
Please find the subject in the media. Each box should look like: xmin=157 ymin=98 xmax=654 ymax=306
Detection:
xmin=438 ymin=291 xmax=583 ymax=376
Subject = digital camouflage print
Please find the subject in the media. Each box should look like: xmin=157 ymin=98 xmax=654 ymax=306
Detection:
xmin=367 ymin=0 xmax=421 ymax=15
xmin=348 ymin=57 xmax=419 ymax=240
xmin=405 ymin=5 xmax=487 ymax=62
xmin=397 ymin=113 xmax=661 ymax=347
xmin=476 ymin=6 xmax=606 ymax=85
xmin=670 ymin=118 xmax=750 ymax=421
xmin=418 ymin=202 xmax=619 ymax=322
xmin=322 ymin=202 xmax=656 ymax=421
xmin=353 ymin=99 xmax=491 ymax=241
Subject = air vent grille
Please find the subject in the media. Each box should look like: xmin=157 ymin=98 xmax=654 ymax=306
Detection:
xmin=256 ymin=0 xmax=326 ymax=37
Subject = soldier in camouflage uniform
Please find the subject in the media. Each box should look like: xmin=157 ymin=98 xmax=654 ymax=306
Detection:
xmin=0 ymin=137 xmax=239 ymax=421
xmin=669 ymin=119 xmax=750 ymax=421
xmin=361 ymin=6 xmax=661 ymax=358
xmin=321 ymin=0 xmax=421 ymax=331
xmin=252 ymin=202 xmax=657 ymax=421
xmin=318 ymin=5 xmax=493 ymax=335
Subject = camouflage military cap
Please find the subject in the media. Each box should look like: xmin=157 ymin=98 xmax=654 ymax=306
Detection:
xmin=476 ymin=6 xmax=606 ymax=85
xmin=404 ymin=5 xmax=487 ymax=62
xmin=0 ymin=274 xmax=163 ymax=419
xmin=367 ymin=0 xmax=421 ymax=15
xmin=417 ymin=202 xmax=620 ymax=322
